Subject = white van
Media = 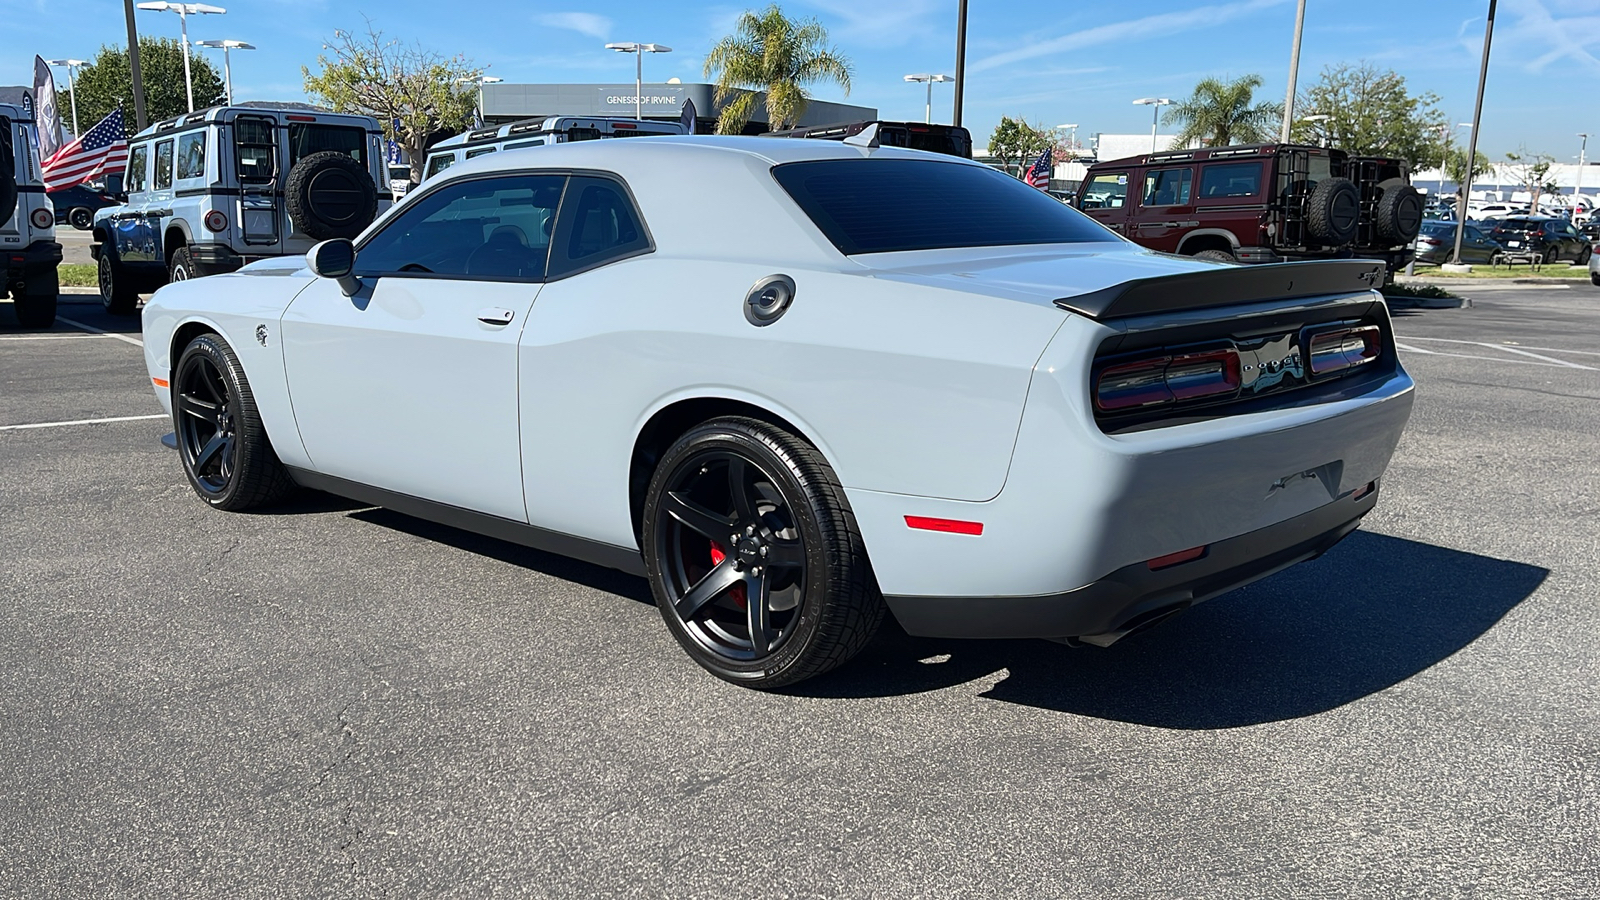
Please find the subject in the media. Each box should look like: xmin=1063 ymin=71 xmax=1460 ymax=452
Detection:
xmin=422 ymin=116 xmax=683 ymax=182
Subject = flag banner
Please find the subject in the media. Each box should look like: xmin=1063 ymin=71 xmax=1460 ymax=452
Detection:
xmin=43 ymin=108 xmax=128 ymax=192
xmin=32 ymin=56 xmax=63 ymax=159
xmin=1025 ymin=146 xmax=1054 ymax=190
xmin=680 ymin=98 xmax=697 ymax=135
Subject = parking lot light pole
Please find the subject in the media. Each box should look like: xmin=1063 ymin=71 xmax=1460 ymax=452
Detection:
xmin=135 ymin=2 xmax=226 ymax=113
xmin=903 ymin=74 xmax=954 ymax=123
xmin=604 ymin=43 xmax=672 ymax=120
xmin=1451 ymin=0 xmax=1496 ymax=268
xmin=193 ymin=40 xmax=254 ymax=106
xmin=1280 ymin=0 xmax=1307 ymax=142
xmin=1058 ymin=123 xmax=1078 ymax=156
xmin=1133 ymin=98 xmax=1170 ymax=154
xmin=1577 ymin=133 xmax=1589 ymax=216
xmin=45 ymin=59 xmax=86 ymax=136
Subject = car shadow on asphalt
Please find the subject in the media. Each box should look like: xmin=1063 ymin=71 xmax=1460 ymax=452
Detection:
xmin=793 ymin=532 xmax=1547 ymax=729
xmin=344 ymin=507 xmax=657 ymax=606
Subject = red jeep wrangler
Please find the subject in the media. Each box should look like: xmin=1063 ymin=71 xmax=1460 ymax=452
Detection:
xmin=1075 ymin=143 xmax=1423 ymax=271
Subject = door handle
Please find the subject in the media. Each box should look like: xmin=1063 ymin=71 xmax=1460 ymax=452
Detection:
xmin=476 ymin=308 xmax=515 ymax=326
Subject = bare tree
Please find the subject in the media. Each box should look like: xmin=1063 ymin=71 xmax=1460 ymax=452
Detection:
xmin=303 ymin=25 xmax=480 ymax=182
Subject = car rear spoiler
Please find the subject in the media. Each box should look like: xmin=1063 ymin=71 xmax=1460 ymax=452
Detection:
xmin=1053 ymin=259 xmax=1386 ymax=320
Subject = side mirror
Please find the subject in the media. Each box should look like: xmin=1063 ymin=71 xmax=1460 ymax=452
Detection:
xmin=307 ymin=238 xmax=362 ymax=296
xmin=104 ymin=173 xmax=123 ymax=196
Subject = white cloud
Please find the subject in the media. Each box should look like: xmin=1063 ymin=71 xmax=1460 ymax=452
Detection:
xmin=971 ymin=0 xmax=1288 ymax=74
xmin=536 ymin=12 xmax=613 ymax=40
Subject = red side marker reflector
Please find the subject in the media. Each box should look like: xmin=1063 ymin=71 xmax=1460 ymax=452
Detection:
xmin=1352 ymin=481 xmax=1376 ymax=501
xmin=152 ymin=377 xmax=169 ymax=388
xmin=1147 ymin=545 xmax=1207 ymax=571
xmin=905 ymin=516 xmax=984 ymax=536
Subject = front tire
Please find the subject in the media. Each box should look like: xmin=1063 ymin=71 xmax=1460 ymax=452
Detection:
xmin=98 ymin=250 xmax=142 ymax=315
xmin=173 ymin=334 xmax=294 ymax=511
xmin=643 ymin=417 xmax=885 ymax=689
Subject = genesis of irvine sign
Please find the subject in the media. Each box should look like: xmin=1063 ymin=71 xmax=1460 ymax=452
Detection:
xmin=598 ymin=86 xmax=686 ymax=116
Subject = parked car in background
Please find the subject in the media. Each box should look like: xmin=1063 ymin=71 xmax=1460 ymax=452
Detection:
xmin=2 ymin=100 xmax=63 ymax=327
xmin=762 ymin=121 xmax=974 ymax=158
xmin=1413 ymin=219 xmax=1500 ymax=265
xmin=1074 ymin=143 xmax=1423 ymax=272
xmin=48 ymin=182 xmax=118 ymax=230
xmin=1488 ymin=216 xmax=1594 ymax=264
xmin=422 ymin=116 xmax=684 ymax=182
xmin=387 ymin=164 xmax=413 ymax=203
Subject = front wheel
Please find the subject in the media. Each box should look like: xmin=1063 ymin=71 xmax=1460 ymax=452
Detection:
xmin=1577 ymin=247 xmax=1592 ymax=266
xmin=173 ymin=334 xmax=294 ymax=511
xmin=98 ymin=250 xmax=141 ymax=315
xmin=642 ymin=417 xmax=885 ymax=689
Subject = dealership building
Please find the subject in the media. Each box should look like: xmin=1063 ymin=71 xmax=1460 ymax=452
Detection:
xmin=478 ymin=82 xmax=876 ymax=134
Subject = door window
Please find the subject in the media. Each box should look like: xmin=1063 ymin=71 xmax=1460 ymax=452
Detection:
xmin=177 ymin=131 xmax=206 ymax=180
xmin=1142 ymin=168 xmax=1192 ymax=206
xmin=125 ymin=144 xmax=149 ymax=194
xmin=153 ymin=140 xmax=175 ymax=190
xmin=235 ymin=118 xmax=276 ymax=183
xmin=355 ymin=174 xmax=567 ymax=281
xmin=549 ymin=176 xmax=652 ymax=277
xmin=1198 ymin=162 xmax=1263 ymax=199
xmin=1082 ymin=172 xmax=1128 ymax=209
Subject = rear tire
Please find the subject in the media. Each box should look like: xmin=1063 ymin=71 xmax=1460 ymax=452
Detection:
xmin=1544 ymin=246 xmax=1559 ymax=265
xmin=12 ymin=268 xmax=58 ymax=328
xmin=169 ymin=246 xmax=195 ymax=283
xmin=173 ymin=333 xmax=294 ymax=511
xmin=643 ymin=417 xmax=885 ymax=689
xmin=98 ymin=249 xmax=142 ymax=316
xmin=69 ymin=207 xmax=93 ymax=230
xmin=1374 ymin=183 xmax=1424 ymax=243
xmin=1305 ymin=177 xmax=1360 ymax=245
xmin=1193 ymin=249 xmax=1239 ymax=264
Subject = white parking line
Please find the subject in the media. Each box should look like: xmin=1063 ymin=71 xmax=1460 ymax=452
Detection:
xmin=1394 ymin=335 xmax=1597 ymax=371
xmin=57 ymin=317 xmax=143 ymax=347
xmin=0 ymin=333 xmax=116 ymax=341
xmin=0 ymin=414 xmax=167 ymax=431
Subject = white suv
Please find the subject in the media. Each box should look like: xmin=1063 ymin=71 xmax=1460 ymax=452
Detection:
xmin=1 ymin=101 xmax=62 ymax=328
xmin=92 ymin=104 xmax=391 ymax=314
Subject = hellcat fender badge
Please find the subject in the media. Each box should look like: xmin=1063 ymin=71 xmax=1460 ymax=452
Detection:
xmin=255 ymin=325 xmax=269 ymax=347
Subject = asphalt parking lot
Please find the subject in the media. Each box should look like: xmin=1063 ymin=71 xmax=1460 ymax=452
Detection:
xmin=2 ymin=285 xmax=1597 ymax=897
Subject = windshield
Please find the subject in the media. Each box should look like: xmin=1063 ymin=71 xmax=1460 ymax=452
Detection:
xmin=772 ymin=159 xmax=1113 ymax=255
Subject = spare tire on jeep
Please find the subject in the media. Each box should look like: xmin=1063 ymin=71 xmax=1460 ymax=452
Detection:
xmin=0 ymin=121 xmax=17 ymax=226
xmin=284 ymin=151 xmax=378 ymax=240
xmin=1304 ymin=176 xmax=1359 ymax=245
xmin=1373 ymin=180 xmax=1424 ymax=244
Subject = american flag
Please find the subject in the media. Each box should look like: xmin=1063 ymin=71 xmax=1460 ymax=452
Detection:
xmin=42 ymin=109 xmax=128 ymax=192
xmin=1025 ymin=145 xmax=1053 ymax=190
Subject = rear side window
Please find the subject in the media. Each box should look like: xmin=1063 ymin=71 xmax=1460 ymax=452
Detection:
xmin=424 ymin=154 xmax=456 ymax=180
xmin=465 ymin=147 xmax=497 ymax=160
xmin=550 ymin=176 xmax=651 ymax=276
xmin=1082 ymin=172 xmax=1128 ymax=209
xmin=1199 ymin=162 xmax=1262 ymax=199
xmin=153 ymin=140 xmax=174 ymax=190
xmin=775 ymin=159 xmax=1112 ymax=255
xmin=125 ymin=144 xmax=149 ymax=193
xmin=177 ymin=132 xmax=206 ymax=180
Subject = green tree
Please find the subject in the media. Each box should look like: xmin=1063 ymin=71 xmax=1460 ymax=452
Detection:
xmin=704 ymin=4 xmax=853 ymax=134
xmin=986 ymin=116 xmax=1053 ymax=176
xmin=1163 ymin=74 xmax=1281 ymax=148
xmin=73 ymin=37 xmax=225 ymax=128
xmin=1443 ymin=148 xmax=1492 ymax=188
xmin=1292 ymin=63 xmax=1444 ymax=168
xmin=1504 ymin=148 xmax=1559 ymax=213
xmin=303 ymin=26 xmax=480 ymax=182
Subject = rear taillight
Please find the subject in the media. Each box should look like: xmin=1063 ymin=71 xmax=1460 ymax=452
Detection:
xmin=203 ymin=209 xmax=228 ymax=232
xmin=30 ymin=207 xmax=53 ymax=230
xmin=1096 ymin=347 xmax=1241 ymax=412
xmin=1305 ymin=325 xmax=1382 ymax=376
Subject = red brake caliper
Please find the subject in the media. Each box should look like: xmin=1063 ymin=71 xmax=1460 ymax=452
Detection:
xmin=707 ymin=542 xmax=748 ymax=608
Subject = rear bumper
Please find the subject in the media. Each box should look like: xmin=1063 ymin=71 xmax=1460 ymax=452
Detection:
xmin=885 ymin=485 xmax=1375 ymax=641
xmin=4 ymin=241 xmax=63 ymax=279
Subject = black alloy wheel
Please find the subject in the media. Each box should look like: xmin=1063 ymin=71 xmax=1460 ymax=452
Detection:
xmin=173 ymin=334 xmax=292 ymax=510
xmin=644 ymin=418 xmax=884 ymax=688
xmin=1544 ymin=245 xmax=1559 ymax=265
xmin=69 ymin=207 xmax=93 ymax=230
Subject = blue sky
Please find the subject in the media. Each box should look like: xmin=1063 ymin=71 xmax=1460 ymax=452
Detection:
xmin=6 ymin=0 xmax=1598 ymax=160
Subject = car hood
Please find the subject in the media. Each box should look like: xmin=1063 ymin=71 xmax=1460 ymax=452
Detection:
xmin=849 ymin=243 xmax=1221 ymax=309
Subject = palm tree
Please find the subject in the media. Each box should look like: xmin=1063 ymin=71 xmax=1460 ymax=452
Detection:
xmin=703 ymin=5 xmax=853 ymax=134
xmin=1163 ymin=74 xmax=1282 ymax=148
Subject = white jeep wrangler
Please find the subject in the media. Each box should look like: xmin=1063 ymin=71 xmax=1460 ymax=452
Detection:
xmin=1 ymin=101 xmax=63 ymax=328
xmin=92 ymin=104 xmax=391 ymax=315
